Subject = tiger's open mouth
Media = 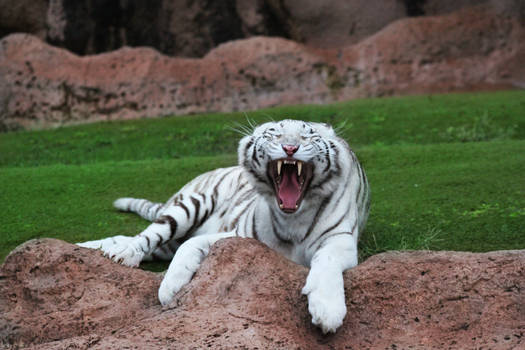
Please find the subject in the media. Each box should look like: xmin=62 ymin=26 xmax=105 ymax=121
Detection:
xmin=267 ymin=159 xmax=314 ymax=213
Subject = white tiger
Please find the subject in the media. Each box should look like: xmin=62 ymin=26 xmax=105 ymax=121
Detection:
xmin=78 ymin=119 xmax=370 ymax=333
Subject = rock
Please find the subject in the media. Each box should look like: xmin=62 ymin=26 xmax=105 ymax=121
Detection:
xmin=266 ymin=0 xmax=407 ymax=48
xmin=1 ymin=4 xmax=524 ymax=131
xmin=343 ymin=4 xmax=525 ymax=97
xmin=1 ymin=238 xmax=524 ymax=349
xmin=0 ymin=239 xmax=161 ymax=347
xmin=0 ymin=34 xmax=335 ymax=131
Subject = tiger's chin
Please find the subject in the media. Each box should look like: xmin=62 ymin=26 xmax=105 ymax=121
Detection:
xmin=267 ymin=158 xmax=314 ymax=214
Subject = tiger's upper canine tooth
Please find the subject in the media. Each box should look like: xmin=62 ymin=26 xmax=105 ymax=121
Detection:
xmin=297 ymin=161 xmax=302 ymax=176
xmin=277 ymin=160 xmax=282 ymax=175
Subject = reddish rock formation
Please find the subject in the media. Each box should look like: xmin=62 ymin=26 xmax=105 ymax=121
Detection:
xmin=1 ymin=4 xmax=523 ymax=131
xmin=1 ymin=238 xmax=524 ymax=349
xmin=341 ymin=4 xmax=525 ymax=97
xmin=0 ymin=239 xmax=161 ymax=346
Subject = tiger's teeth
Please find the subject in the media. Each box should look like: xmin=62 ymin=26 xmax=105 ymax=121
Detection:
xmin=297 ymin=161 xmax=302 ymax=176
xmin=277 ymin=160 xmax=282 ymax=175
xmin=279 ymin=203 xmax=284 ymax=209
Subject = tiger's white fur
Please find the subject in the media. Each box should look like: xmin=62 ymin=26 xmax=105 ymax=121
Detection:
xmin=78 ymin=119 xmax=370 ymax=333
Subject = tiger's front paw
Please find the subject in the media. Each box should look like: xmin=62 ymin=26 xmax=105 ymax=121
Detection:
xmin=103 ymin=244 xmax=144 ymax=267
xmin=158 ymin=270 xmax=193 ymax=306
xmin=302 ymin=270 xmax=346 ymax=333
xmin=158 ymin=236 xmax=212 ymax=306
xmin=303 ymin=286 xmax=346 ymax=334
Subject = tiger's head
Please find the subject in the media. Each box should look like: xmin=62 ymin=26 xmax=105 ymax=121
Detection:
xmin=238 ymin=119 xmax=351 ymax=214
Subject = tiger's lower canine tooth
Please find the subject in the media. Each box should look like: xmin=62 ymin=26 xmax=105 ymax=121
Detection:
xmin=277 ymin=160 xmax=282 ymax=175
xmin=297 ymin=161 xmax=302 ymax=176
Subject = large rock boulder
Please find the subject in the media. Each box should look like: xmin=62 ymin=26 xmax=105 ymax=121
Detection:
xmin=343 ymin=4 xmax=525 ymax=96
xmin=1 ymin=4 xmax=524 ymax=131
xmin=1 ymin=238 xmax=524 ymax=349
xmin=0 ymin=239 xmax=161 ymax=346
xmin=0 ymin=34 xmax=337 ymax=131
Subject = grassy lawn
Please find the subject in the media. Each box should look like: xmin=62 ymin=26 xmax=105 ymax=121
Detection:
xmin=1 ymin=91 xmax=524 ymax=268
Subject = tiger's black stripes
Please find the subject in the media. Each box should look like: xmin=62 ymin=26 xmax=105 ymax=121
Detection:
xmin=270 ymin=209 xmax=292 ymax=244
xmin=212 ymin=168 xmax=238 ymax=199
xmin=210 ymin=195 xmax=216 ymax=216
xmin=155 ymin=215 xmax=178 ymax=241
xmin=252 ymin=144 xmax=261 ymax=167
xmin=245 ymin=138 xmax=254 ymax=151
xmin=228 ymin=208 xmax=245 ymax=232
xmin=175 ymin=201 xmax=190 ymax=219
xmin=329 ymin=141 xmax=342 ymax=174
xmin=321 ymin=139 xmax=331 ymax=173
xmin=317 ymin=213 xmax=346 ymax=240
xmin=234 ymin=188 xmax=255 ymax=207
xmin=301 ymin=195 xmax=332 ymax=242
xmin=190 ymin=196 xmax=201 ymax=230
xmin=251 ymin=213 xmax=259 ymax=241
xmin=198 ymin=209 xmax=210 ymax=228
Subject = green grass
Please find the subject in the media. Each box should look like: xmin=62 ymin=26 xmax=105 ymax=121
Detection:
xmin=1 ymin=91 xmax=524 ymax=167
xmin=1 ymin=91 xmax=524 ymax=268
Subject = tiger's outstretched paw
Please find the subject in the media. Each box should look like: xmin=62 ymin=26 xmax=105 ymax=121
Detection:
xmin=158 ymin=235 xmax=218 ymax=306
xmin=103 ymin=244 xmax=144 ymax=267
xmin=158 ymin=268 xmax=194 ymax=306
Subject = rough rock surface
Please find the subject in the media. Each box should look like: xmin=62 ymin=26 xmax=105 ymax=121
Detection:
xmin=1 ymin=4 xmax=524 ymax=131
xmin=0 ymin=239 xmax=162 ymax=347
xmin=1 ymin=238 xmax=524 ymax=349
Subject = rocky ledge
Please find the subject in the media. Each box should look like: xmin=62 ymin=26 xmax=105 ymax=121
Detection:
xmin=1 ymin=238 xmax=524 ymax=349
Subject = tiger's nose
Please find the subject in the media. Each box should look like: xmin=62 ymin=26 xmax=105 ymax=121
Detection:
xmin=282 ymin=144 xmax=299 ymax=156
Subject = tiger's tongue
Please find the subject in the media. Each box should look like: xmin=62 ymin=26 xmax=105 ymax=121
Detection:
xmin=278 ymin=168 xmax=301 ymax=210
